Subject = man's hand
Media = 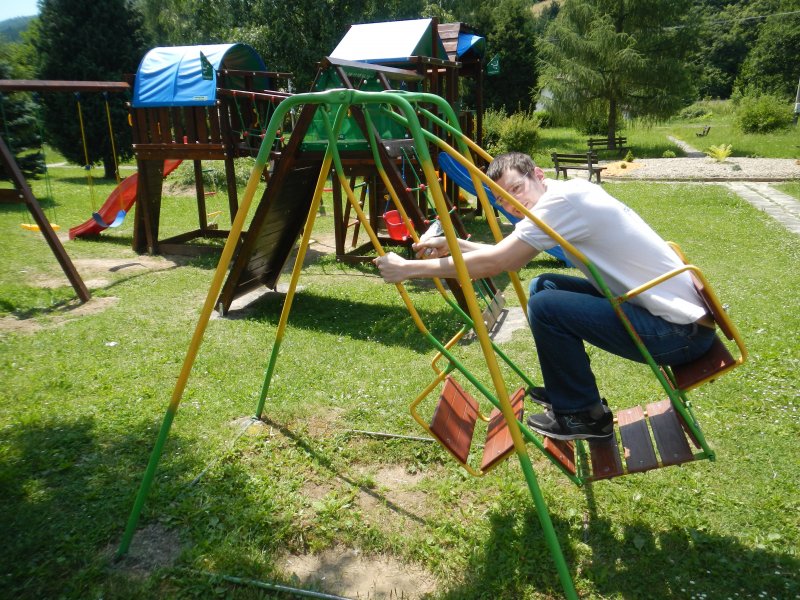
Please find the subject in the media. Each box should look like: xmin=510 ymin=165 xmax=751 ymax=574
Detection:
xmin=412 ymin=236 xmax=449 ymax=259
xmin=373 ymin=252 xmax=410 ymax=283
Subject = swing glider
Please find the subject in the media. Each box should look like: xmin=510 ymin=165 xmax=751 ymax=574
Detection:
xmin=117 ymin=89 xmax=746 ymax=600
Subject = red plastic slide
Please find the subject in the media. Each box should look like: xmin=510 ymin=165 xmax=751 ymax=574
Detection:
xmin=69 ymin=159 xmax=183 ymax=239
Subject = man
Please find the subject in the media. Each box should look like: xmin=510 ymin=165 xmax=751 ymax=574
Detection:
xmin=373 ymin=152 xmax=716 ymax=441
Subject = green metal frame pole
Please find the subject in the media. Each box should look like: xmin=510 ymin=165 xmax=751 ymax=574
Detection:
xmin=116 ymin=90 xmax=348 ymax=558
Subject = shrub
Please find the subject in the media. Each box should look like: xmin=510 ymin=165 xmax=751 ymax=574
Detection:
xmin=624 ymin=150 xmax=634 ymax=162
xmin=533 ymin=110 xmax=552 ymax=128
xmin=735 ymin=93 xmax=793 ymax=133
xmin=482 ymin=109 xmax=540 ymax=156
xmin=706 ymin=144 xmax=732 ymax=162
xmin=482 ymin=108 xmax=505 ymax=155
xmin=662 ymin=150 xmax=677 ymax=158
xmin=678 ymin=105 xmax=712 ymax=121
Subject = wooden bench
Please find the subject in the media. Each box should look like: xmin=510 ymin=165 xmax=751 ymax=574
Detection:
xmin=587 ymin=136 xmax=628 ymax=153
xmin=551 ymin=152 xmax=606 ymax=183
xmin=695 ymin=125 xmax=711 ymax=137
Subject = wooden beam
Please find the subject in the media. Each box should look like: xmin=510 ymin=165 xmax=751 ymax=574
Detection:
xmin=0 ymin=79 xmax=129 ymax=93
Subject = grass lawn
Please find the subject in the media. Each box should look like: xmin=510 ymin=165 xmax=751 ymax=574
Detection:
xmin=1 ymin=148 xmax=798 ymax=599
xmin=536 ymin=102 xmax=800 ymax=163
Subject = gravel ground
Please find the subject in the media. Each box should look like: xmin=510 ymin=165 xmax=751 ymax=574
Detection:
xmin=603 ymin=156 xmax=800 ymax=182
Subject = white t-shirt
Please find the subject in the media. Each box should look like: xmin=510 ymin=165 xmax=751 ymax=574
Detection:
xmin=512 ymin=178 xmax=707 ymax=325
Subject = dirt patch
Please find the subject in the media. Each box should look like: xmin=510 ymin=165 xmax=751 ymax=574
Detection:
xmin=281 ymin=546 xmax=436 ymax=599
xmin=372 ymin=465 xmax=426 ymax=488
xmin=355 ymin=465 xmax=433 ymax=529
xmin=107 ymin=523 xmax=183 ymax=579
xmin=0 ymin=296 xmax=119 ymax=334
xmin=27 ymin=256 xmax=181 ymax=291
xmin=307 ymin=406 xmax=345 ymax=437
xmin=601 ymin=160 xmax=645 ymax=177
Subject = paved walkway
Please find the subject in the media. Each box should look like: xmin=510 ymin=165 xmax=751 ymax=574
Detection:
xmin=668 ymin=135 xmax=706 ymax=158
xmin=671 ymin=138 xmax=799 ymax=235
xmin=725 ymin=181 xmax=800 ymax=235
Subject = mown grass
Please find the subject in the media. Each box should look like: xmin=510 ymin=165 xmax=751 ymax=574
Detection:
xmin=1 ymin=138 xmax=798 ymax=600
xmin=537 ymin=102 xmax=800 ymax=162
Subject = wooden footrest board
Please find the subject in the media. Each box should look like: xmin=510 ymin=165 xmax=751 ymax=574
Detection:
xmin=587 ymin=436 xmax=624 ymax=480
xmin=480 ymin=387 xmax=525 ymax=472
xmin=430 ymin=376 xmax=479 ymax=464
xmin=617 ymin=406 xmax=658 ymax=473
xmin=543 ymin=438 xmax=576 ymax=475
xmin=581 ymin=402 xmax=698 ymax=481
xmin=646 ymin=400 xmax=693 ymax=466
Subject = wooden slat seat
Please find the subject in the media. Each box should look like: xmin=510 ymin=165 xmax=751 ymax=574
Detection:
xmin=480 ymin=387 xmax=525 ymax=471
xmin=426 ymin=376 xmax=526 ymax=473
xmin=671 ymin=335 xmax=737 ymax=391
xmin=429 ymin=376 xmax=479 ymax=464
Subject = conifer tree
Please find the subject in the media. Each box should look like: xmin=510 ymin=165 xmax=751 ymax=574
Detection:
xmin=34 ymin=0 xmax=147 ymax=178
xmin=538 ymin=0 xmax=697 ymax=144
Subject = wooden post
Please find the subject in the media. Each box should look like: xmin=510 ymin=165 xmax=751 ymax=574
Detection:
xmin=0 ymin=134 xmax=90 ymax=302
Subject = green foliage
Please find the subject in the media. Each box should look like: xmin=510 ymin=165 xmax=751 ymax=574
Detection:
xmin=686 ymin=0 xmax=774 ymax=99
xmin=0 ymin=16 xmax=36 ymax=44
xmin=705 ymin=143 xmax=733 ymax=162
xmin=678 ymin=105 xmax=713 ymax=121
xmin=532 ymin=109 xmax=552 ymax=128
xmin=482 ymin=108 xmax=540 ymax=156
xmin=624 ymin=150 xmax=634 ymax=162
xmin=34 ymin=0 xmax=149 ymax=178
xmin=662 ymin=150 xmax=677 ymax=158
xmin=538 ymin=0 xmax=697 ymax=138
xmin=478 ymin=0 xmax=539 ymax=113
xmin=0 ymin=44 xmax=45 ymax=178
xmin=735 ymin=93 xmax=793 ymax=133
xmin=734 ymin=9 xmax=800 ymax=99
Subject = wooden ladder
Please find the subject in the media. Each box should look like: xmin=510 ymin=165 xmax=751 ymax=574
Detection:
xmin=427 ymin=376 xmax=525 ymax=475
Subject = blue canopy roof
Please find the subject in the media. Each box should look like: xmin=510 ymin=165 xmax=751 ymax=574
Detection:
xmin=132 ymin=43 xmax=267 ymax=108
xmin=456 ymin=33 xmax=486 ymax=59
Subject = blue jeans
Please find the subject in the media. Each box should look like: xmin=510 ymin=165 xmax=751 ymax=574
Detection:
xmin=527 ymin=273 xmax=717 ymax=414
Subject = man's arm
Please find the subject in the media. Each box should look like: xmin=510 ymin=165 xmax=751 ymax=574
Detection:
xmin=375 ymin=234 xmax=539 ymax=283
xmin=412 ymin=236 xmax=489 ymax=259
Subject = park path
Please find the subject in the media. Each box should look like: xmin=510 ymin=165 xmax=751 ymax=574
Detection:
xmin=667 ymin=135 xmax=800 ymax=235
xmin=725 ymin=182 xmax=800 ymax=235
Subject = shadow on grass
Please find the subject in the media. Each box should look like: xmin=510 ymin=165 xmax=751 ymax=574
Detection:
xmin=0 ymin=415 xmax=205 ymax=599
xmin=436 ymin=493 xmax=799 ymax=600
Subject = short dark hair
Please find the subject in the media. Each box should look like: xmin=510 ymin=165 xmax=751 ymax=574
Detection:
xmin=486 ymin=152 xmax=536 ymax=181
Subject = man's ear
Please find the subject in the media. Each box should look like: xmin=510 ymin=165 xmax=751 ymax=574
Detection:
xmin=533 ymin=166 xmax=546 ymax=181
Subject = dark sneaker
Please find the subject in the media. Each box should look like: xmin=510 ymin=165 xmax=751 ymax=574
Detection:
xmin=526 ymin=387 xmax=609 ymax=411
xmin=527 ymin=386 xmax=549 ymax=408
xmin=526 ymin=408 xmax=614 ymax=441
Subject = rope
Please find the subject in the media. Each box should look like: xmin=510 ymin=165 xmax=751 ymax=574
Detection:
xmin=103 ymin=92 xmax=121 ymax=184
xmin=33 ymin=94 xmax=56 ymax=222
xmin=75 ymin=93 xmax=96 ymax=210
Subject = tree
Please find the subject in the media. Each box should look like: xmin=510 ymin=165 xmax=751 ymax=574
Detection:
xmin=34 ymin=0 xmax=148 ymax=178
xmin=538 ymin=0 xmax=698 ymax=144
xmin=688 ymin=0 xmax=781 ymax=100
xmin=0 ymin=35 xmax=45 ymax=179
xmin=735 ymin=9 xmax=800 ymax=99
xmin=481 ymin=0 xmax=539 ymax=113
